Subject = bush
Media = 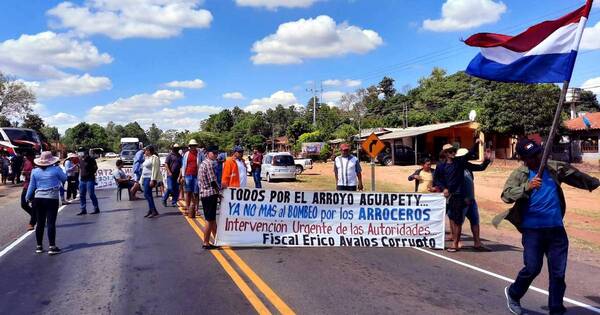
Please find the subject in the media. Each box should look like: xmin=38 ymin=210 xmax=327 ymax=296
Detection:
xmin=319 ymin=144 xmax=330 ymax=162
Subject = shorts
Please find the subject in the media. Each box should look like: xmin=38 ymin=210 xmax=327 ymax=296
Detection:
xmin=201 ymin=194 xmax=219 ymax=221
xmin=465 ymin=200 xmax=480 ymax=225
xmin=184 ymin=175 xmax=199 ymax=193
xmin=337 ymin=185 xmax=357 ymax=191
xmin=447 ymin=194 xmax=467 ymax=225
xmin=118 ymin=181 xmax=134 ymax=189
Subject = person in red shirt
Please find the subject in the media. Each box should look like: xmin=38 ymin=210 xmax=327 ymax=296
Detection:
xmin=180 ymin=139 xmax=204 ymax=218
xmin=251 ymin=148 xmax=263 ymax=189
xmin=20 ymin=151 xmax=36 ymax=230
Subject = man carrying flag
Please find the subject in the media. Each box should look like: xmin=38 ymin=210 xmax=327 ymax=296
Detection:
xmin=464 ymin=1 xmax=598 ymax=314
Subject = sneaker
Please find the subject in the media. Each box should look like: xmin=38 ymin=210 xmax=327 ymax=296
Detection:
xmin=62 ymin=199 xmax=69 ymax=205
xmin=77 ymin=211 xmax=87 ymax=215
xmin=505 ymin=286 xmax=523 ymax=315
xmin=91 ymin=209 xmax=100 ymax=214
xmin=48 ymin=246 xmax=61 ymax=255
xmin=35 ymin=246 xmax=43 ymax=253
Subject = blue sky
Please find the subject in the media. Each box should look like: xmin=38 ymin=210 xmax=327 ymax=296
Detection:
xmin=1 ymin=0 xmax=599 ymax=133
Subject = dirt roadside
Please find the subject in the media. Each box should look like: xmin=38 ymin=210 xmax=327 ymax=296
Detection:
xmin=268 ymin=161 xmax=600 ymax=265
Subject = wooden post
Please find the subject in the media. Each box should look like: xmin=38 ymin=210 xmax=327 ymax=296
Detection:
xmin=537 ymin=80 xmax=570 ymax=175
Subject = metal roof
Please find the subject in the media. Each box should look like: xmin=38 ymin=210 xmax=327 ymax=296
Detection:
xmin=355 ymin=121 xmax=473 ymax=140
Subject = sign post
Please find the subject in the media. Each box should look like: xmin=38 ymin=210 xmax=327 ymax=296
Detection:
xmin=361 ymin=133 xmax=385 ymax=191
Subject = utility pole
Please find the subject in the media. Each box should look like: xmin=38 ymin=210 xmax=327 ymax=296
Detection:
xmin=306 ymin=81 xmax=323 ymax=126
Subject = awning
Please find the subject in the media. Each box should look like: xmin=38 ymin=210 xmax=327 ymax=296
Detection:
xmin=354 ymin=121 xmax=474 ymax=141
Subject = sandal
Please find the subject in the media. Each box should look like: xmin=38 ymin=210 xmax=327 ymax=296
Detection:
xmin=446 ymin=247 xmax=459 ymax=252
xmin=202 ymin=244 xmax=218 ymax=250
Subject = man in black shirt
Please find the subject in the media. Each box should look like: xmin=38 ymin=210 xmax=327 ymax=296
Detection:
xmin=77 ymin=148 xmax=99 ymax=215
xmin=162 ymin=144 xmax=183 ymax=207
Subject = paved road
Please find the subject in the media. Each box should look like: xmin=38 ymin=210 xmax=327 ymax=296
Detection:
xmin=0 ymin=187 xmax=598 ymax=314
xmin=0 ymin=183 xmax=31 ymax=251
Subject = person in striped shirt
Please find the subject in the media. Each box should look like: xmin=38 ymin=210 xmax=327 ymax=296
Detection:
xmin=198 ymin=145 xmax=221 ymax=249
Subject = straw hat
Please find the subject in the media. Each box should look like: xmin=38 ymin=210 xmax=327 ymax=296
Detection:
xmin=67 ymin=152 xmax=78 ymax=159
xmin=442 ymin=144 xmax=455 ymax=151
xmin=188 ymin=139 xmax=198 ymax=146
xmin=456 ymin=148 xmax=469 ymax=157
xmin=34 ymin=151 xmax=60 ymax=166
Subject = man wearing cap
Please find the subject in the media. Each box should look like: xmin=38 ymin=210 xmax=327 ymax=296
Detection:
xmin=180 ymin=139 xmax=204 ymax=217
xmin=502 ymin=139 xmax=599 ymax=315
xmin=77 ymin=148 xmax=100 ymax=215
xmin=434 ymin=141 xmax=491 ymax=252
xmin=162 ymin=144 xmax=182 ymax=207
xmin=334 ymin=143 xmax=363 ymax=191
xmin=222 ymin=146 xmax=247 ymax=188
xmin=198 ymin=145 xmax=221 ymax=249
xmin=64 ymin=152 xmax=80 ymax=201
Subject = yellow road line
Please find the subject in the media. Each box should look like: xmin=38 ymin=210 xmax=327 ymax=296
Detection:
xmin=194 ymin=216 xmax=295 ymax=315
xmin=179 ymin=208 xmax=272 ymax=315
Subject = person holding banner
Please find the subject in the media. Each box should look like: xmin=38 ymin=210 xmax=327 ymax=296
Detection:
xmin=408 ymin=158 xmax=436 ymax=193
xmin=198 ymin=145 xmax=221 ymax=249
xmin=502 ymin=138 xmax=599 ymax=315
xmin=334 ymin=143 xmax=363 ymax=191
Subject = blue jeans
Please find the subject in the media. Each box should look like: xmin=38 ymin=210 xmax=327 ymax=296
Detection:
xmin=162 ymin=175 xmax=179 ymax=205
xmin=508 ymin=227 xmax=568 ymax=314
xmin=79 ymin=180 xmax=99 ymax=211
xmin=252 ymin=169 xmax=262 ymax=189
xmin=143 ymin=178 xmax=157 ymax=211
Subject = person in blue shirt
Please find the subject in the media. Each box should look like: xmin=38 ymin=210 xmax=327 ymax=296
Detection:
xmin=130 ymin=148 xmax=145 ymax=199
xmin=26 ymin=151 xmax=67 ymax=255
xmin=502 ymin=139 xmax=600 ymax=315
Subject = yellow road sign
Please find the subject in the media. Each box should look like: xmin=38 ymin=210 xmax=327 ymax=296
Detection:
xmin=361 ymin=133 xmax=385 ymax=159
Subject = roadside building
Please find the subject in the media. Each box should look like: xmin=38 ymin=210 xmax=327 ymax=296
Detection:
xmin=266 ymin=136 xmax=291 ymax=153
xmin=353 ymin=121 xmax=513 ymax=165
xmin=563 ymin=112 xmax=600 ymax=162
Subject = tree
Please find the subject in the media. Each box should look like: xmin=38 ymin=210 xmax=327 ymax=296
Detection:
xmin=123 ymin=122 xmax=148 ymax=144
xmin=0 ymin=115 xmax=11 ymax=127
xmin=40 ymin=126 xmax=60 ymax=142
xmin=21 ymin=113 xmax=45 ymax=132
xmin=147 ymin=123 xmax=163 ymax=145
xmin=574 ymin=90 xmax=599 ymax=113
xmin=0 ymin=72 xmax=35 ymax=119
xmin=63 ymin=122 xmax=110 ymax=151
xmin=378 ymin=76 xmax=396 ymax=99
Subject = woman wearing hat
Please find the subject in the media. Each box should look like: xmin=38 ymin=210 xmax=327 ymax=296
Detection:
xmin=64 ymin=153 xmax=80 ymax=202
xmin=141 ymin=145 xmax=163 ymax=218
xmin=25 ymin=151 xmax=67 ymax=255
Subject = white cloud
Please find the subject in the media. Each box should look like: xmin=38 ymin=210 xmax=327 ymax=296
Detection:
xmin=22 ymin=74 xmax=112 ymax=99
xmin=422 ymin=0 xmax=507 ymax=32
xmin=84 ymin=89 xmax=222 ymax=130
xmin=47 ymin=0 xmax=213 ymax=39
xmin=582 ymin=77 xmax=600 ymax=96
xmin=235 ymin=0 xmax=319 ymax=10
xmin=245 ymin=90 xmax=299 ymax=112
xmin=322 ymin=79 xmax=361 ymax=88
xmin=222 ymin=92 xmax=245 ymax=100
xmin=0 ymin=31 xmax=112 ymax=79
xmin=44 ymin=112 xmax=82 ymax=134
xmin=86 ymin=89 xmax=185 ymax=123
xmin=581 ymin=21 xmax=600 ymax=51
xmin=164 ymin=79 xmax=205 ymax=89
xmin=251 ymin=15 xmax=383 ymax=65
xmin=322 ymin=90 xmax=344 ymax=106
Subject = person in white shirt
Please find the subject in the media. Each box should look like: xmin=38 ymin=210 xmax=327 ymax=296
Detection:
xmin=333 ymin=143 xmax=363 ymax=191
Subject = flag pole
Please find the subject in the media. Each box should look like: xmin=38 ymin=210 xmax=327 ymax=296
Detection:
xmin=536 ymin=80 xmax=570 ymax=175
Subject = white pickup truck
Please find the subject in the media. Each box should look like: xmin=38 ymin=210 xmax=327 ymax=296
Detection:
xmin=245 ymin=155 xmax=313 ymax=175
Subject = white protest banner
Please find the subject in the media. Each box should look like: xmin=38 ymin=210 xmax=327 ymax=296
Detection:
xmin=215 ymin=188 xmax=446 ymax=249
xmin=94 ymin=167 xmax=168 ymax=190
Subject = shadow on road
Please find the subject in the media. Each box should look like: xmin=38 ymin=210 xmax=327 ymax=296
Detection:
xmin=56 ymin=222 xmax=95 ymax=228
xmin=61 ymin=240 xmax=124 ymax=253
xmin=160 ymin=211 xmax=184 ymax=217
xmin=584 ymin=295 xmax=600 ymax=306
xmin=101 ymin=208 xmax=134 ymax=214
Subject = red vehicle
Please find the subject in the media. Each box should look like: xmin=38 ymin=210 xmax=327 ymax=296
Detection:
xmin=0 ymin=127 xmax=43 ymax=156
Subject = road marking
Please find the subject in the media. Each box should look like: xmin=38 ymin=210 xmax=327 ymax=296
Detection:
xmin=194 ymin=216 xmax=295 ymax=315
xmin=0 ymin=204 xmax=67 ymax=259
xmin=413 ymin=247 xmax=600 ymax=314
xmin=180 ymin=212 xmax=272 ymax=315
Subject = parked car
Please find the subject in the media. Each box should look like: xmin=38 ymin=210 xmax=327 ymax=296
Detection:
xmin=293 ymin=158 xmax=313 ymax=175
xmin=261 ymin=152 xmax=296 ymax=182
xmin=377 ymin=145 xmax=428 ymax=166
xmin=105 ymin=152 xmax=119 ymax=158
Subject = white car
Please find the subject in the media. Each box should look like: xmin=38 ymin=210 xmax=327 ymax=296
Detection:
xmin=105 ymin=152 xmax=119 ymax=158
xmin=293 ymin=158 xmax=313 ymax=175
xmin=261 ymin=152 xmax=296 ymax=182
